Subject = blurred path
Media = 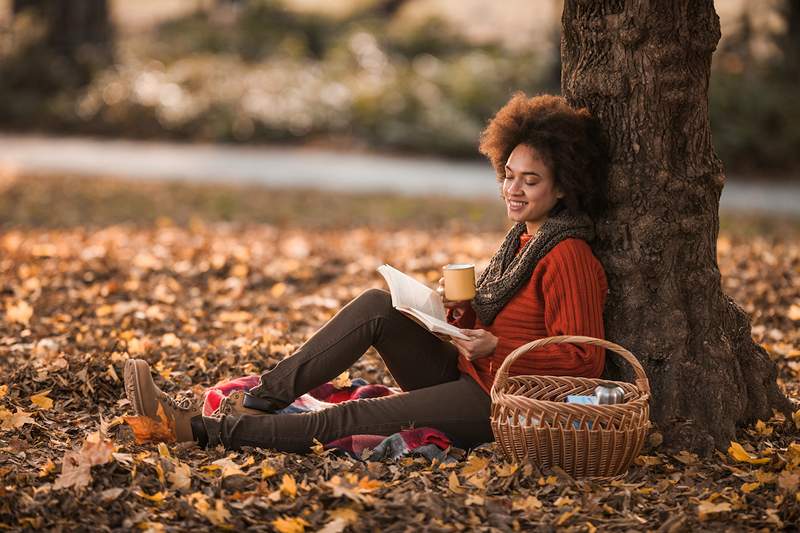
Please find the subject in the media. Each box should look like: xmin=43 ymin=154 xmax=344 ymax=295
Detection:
xmin=1 ymin=134 xmax=798 ymax=215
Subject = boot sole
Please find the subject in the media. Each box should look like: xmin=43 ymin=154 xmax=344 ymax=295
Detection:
xmin=123 ymin=359 xmax=147 ymax=417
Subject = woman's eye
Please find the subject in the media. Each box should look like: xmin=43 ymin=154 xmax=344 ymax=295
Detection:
xmin=525 ymin=181 xmax=537 ymax=186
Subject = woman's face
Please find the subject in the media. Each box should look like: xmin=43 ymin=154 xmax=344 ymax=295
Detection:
xmin=501 ymin=144 xmax=564 ymax=233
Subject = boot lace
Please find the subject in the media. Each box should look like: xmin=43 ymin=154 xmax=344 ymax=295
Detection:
xmin=169 ymin=392 xmax=198 ymax=412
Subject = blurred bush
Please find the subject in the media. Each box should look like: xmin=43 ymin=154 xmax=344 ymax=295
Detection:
xmin=0 ymin=0 xmax=797 ymax=172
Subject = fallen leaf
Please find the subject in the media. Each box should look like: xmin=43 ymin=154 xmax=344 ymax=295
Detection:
xmin=778 ymin=471 xmax=799 ymax=493
xmin=0 ymin=384 xmax=7 ymax=399
xmin=0 ymin=406 xmax=33 ymax=430
xmin=448 ymin=471 xmax=464 ymax=494
xmin=280 ymin=473 xmax=297 ymax=497
xmin=741 ymin=481 xmax=760 ymax=493
xmin=135 ymin=489 xmax=168 ymax=503
xmin=211 ymin=457 xmax=245 ymax=478
xmin=168 ymin=461 xmax=192 ymax=490
xmin=6 ymin=299 xmax=33 ymax=325
xmin=123 ymin=403 xmax=175 ymax=444
xmin=512 ymin=495 xmax=543 ymax=512
xmin=30 ymin=390 xmax=54 ymax=410
xmin=272 ymin=516 xmax=309 ymax=533
xmin=460 ymin=455 xmax=489 ymax=477
xmin=331 ymin=371 xmax=351 ymax=389
xmin=728 ymin=441 xmax=770 ymax=465
xmin=697 ymin=500 xmax=732 ymax=521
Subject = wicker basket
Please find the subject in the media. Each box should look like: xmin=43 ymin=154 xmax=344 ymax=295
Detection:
xmin=490 ymin=335 xmax=651 ymax=478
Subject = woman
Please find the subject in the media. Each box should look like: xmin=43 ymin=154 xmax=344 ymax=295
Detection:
xmin=123 ymin=92 xmax=609 ymax=451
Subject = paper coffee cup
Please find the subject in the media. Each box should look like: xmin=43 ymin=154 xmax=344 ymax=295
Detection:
xmin=443 ymin=263 xmax=476 ymax=301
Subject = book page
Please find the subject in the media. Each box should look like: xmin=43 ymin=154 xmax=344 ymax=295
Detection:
xmin=398 ymin=306 xmax=470 ymax=340
xmin=376 ymin=264 xmax=447 ymax=321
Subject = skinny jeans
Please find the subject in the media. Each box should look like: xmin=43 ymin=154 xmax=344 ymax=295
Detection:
xmin=201 ymin=288 xmax=493 ymax=451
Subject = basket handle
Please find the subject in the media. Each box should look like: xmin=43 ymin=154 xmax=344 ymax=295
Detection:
xmin=490 ymin=335 xmax=650 ymax=397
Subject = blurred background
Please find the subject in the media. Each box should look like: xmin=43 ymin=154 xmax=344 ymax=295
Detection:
xmin=0 ymin=0 xmax=797 ymax=229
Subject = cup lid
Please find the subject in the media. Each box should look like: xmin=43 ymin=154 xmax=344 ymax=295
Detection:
xmin=444 ymin=263 xmax=474 ymax=270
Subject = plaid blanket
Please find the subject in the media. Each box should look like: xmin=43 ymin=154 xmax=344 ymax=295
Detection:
xmin=203 ymin=376 xmax=459 ymax=463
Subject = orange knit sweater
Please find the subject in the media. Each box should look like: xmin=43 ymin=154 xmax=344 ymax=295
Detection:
xmin=449 ymin=235 xmax=609 ymax=395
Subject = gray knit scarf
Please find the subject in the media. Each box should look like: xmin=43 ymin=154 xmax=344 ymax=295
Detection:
xmin=472 ymin=205 xmax=595 ymax=325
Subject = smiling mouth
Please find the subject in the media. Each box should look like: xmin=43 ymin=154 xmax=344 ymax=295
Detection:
xmin=507 ymin=200 xmax=528 ymax=208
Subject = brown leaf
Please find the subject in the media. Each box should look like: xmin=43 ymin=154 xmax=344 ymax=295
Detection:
xmin=123 ymin=403 xmax=175 ymax=444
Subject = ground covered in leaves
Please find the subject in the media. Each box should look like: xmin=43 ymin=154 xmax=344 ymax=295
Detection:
xmin=1 ymin=176 xmax=800 ymax=531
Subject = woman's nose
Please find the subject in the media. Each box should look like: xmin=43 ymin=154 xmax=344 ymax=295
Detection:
xmin=506 ymin=177 xmax=522 ymax=194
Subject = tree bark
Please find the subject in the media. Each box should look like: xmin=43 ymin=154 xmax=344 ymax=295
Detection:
xmin=560 ymin=0 xmax=792 ymax=454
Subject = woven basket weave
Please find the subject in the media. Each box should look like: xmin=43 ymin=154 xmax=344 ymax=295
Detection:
xmin=490 ymin=335 xmax=651 ymax=478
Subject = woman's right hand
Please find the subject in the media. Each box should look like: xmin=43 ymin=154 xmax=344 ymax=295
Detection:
xmin=437 ymin=276 xmax=471 ymax=311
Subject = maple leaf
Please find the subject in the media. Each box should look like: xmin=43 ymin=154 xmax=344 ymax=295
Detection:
xmin=0 ymin=406 xmax=34 ymax=430
xmin=280 ymin=473 xmax=298 ymax=497
xmin=123 ymin=403 xmax=175 ymax=444
xmin=53 ymin=431 xmax=114 ymax=490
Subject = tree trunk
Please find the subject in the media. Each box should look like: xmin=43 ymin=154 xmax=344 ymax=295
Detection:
xmin=560 ymin=0 xmax=792 ymax=454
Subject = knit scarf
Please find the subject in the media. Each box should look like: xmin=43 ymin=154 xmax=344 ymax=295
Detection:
xmin=471 ymin=205 xmax=596 ymax=325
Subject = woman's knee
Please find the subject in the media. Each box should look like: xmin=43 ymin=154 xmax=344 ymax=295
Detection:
xmin=352 ymin=288 xmax=392 ymax=314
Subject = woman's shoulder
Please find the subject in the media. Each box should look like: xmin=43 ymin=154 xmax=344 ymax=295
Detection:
xmin=540 ymin=238 xmax=606 ymax=278
xmin=545 ymin=238 xmax=599 ymax=261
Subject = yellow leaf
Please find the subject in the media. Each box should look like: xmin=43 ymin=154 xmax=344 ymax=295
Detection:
xmin=271 ymin=516 xmax=309 ymax=533
xmin=448 ymin=471 xmax=464 ymax=494
xmin=186 ymin=492 xmax=209 ymax=513
xmin=494 ymin=463 xmax=519 ymax=477
xmin=270 ymin=283 xmax=288 ymax=298
xmin=793 ymin=410 xmax=800 ymax=430
xmin=741 ymin=482 xmax=761 ymax=493
xmin=6 ymin=300 xmax=33 ymax=325
xmin=512 ymin=495 xmax=542 ymax=512
xmin=204 ymin=499 xmax=232 ymax=528
xmin=280 ymin=473 xmax=297 ymax=497
xmin=555 ymin=496 xmax=574 ymax=507
xmin=754 ymin=420 xmax=773 ymax=436
xmin=260 ymin=461 xmax=277 ymax=479
xmin=38 ymin=459 xmax=56 ymax=477
xmin=30 ymin=390 xmax=54 ymax=410
xmin=157 ymin=442 xmax=171 ymax=459
xmin=697 ymin=500 xmax=731 ymax=521
xmin=460 ymin=455 xmax=489 ymax=477
xmin=135 ymin=489 xmax=168 ymax=503
xmin=328 ymin=507 xmax=358 ymax=524
xmin=788 ymin=303 xmax=800 ymax=321
xmin=556 ymin=508 xmax=578 ymax=526
xmin=0 ymin=384 xmax=7 ymax=399
xmin=331 ymin=371 xmax=351 ymax=389
xmin=728 ymin=441 xmax=770 ymax=465
xmin=310 ymin=438 xmax=325 ymax=455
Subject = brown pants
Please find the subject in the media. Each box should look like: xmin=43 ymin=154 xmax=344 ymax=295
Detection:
xmin=201 ymin=288 xmax=493 ymax=451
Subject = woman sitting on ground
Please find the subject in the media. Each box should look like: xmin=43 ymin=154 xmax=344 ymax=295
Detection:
xmin=123 ymin=92 xmax=609 ymax=451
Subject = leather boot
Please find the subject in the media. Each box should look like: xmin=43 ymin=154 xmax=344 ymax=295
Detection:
xmin=123 ymin=358 xmax=201 ymax=442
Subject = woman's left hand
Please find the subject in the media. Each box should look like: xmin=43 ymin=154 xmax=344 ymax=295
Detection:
xmin=452 ymin=329 xmax=498 ymax=361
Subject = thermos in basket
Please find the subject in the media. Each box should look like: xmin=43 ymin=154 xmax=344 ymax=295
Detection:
xmin=594 ymin=383 xmax=626 ymax=404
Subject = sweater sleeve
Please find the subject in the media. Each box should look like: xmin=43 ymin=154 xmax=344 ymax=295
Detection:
xmin=505 ymin=241 xmax=608 ymax=378
xmin=446 ymin=304 xmax=476 ymax=329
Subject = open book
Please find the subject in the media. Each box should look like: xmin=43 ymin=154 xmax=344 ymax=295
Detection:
xmin=377 ymin=264 xmax=470 ymax=341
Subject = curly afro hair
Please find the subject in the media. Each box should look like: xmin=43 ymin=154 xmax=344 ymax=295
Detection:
xmin=478 ymin=92 xmax=608 ymax=217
